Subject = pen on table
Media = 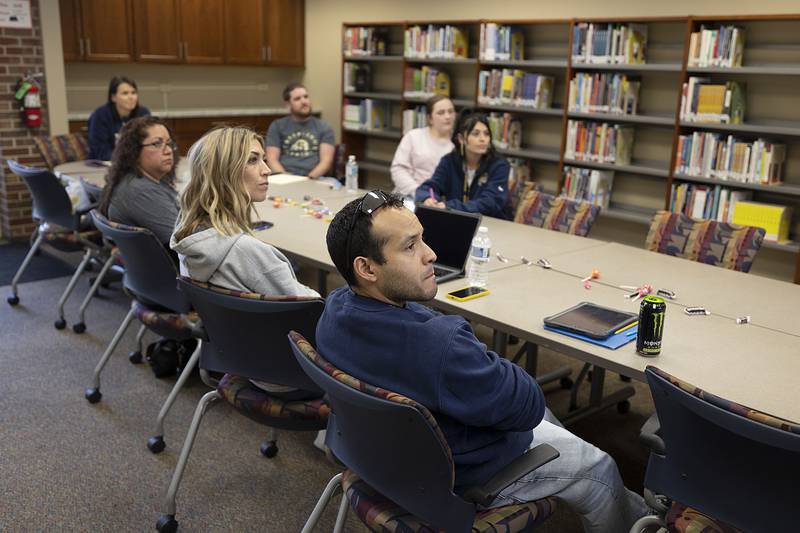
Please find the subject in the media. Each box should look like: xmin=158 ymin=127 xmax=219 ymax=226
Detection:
xmin=428 ymin=187 xmax=436 ymax=201
xmin=626 ymin=329 xmax=638 ymax=337
xmin=614 ymin=321 xmax=638 ymax=334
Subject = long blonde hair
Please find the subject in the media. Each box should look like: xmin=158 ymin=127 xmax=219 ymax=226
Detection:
xmin=174 ymin=126 xmax=262 ymax=241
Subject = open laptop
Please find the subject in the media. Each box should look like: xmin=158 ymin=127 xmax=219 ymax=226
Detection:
xmin=415 ymin=205 xmax=482 ymax=283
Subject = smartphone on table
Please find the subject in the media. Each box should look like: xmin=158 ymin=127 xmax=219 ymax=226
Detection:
xmin=446 ymin=286 xmax=490 ymax=302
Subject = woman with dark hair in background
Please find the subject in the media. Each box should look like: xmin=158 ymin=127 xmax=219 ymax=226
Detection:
xmin=87 ymin=76 xmax=150 ymax=160
xmin=99 ymin=116 xmax=179 ymax=248
xmin=415 ymin=110 xmax=511 ymax=219
xmin=390 ymin=95 xmax=455 ymax=197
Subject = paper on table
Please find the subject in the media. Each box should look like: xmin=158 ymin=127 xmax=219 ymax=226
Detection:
xmin=269 ymin=174 xmax=309 ymax=185
xmin=544 ymin=325 xmax=638 ymax=350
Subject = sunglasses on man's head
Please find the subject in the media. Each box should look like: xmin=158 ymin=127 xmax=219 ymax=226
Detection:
xmin=345 ymin=190 xmax=392 ymax=277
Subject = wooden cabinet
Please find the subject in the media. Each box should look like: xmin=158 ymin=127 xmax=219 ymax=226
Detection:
xmin=79 ymin=0 xmax=134 ymax=61
xmin=178 ymin=0 xmax=225 ymax=64
xmin=132 ymin=0 xmax=224 ymax=64
xmin=61 ymin=0 xmax=302 ymax=66
xmin=223 ymin=0 xmax=266 ymax=65
xmin=265 ymin=0 xmax=305 ymax=66
xmin=132 ymin=0 xmax=181 ymax=62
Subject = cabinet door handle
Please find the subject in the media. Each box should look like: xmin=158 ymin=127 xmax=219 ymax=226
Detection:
xmin=267 ymin=45 xmax=272 ymax=62
xmin=79 ymin=38 xmax=85 ymax=57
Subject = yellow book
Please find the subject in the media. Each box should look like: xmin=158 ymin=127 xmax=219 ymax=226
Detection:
xmin=732 ymin=201 xmax=791 ymax=242
xmin=434 ymin=71 xmax=451 ymax=96
xmin=452 ymin=28 xmax=468 ymax=58
xmin=697 ymin=85 xmax=725 ymax=116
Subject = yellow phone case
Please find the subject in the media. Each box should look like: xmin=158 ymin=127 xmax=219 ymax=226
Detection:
xmin=446 ymin=287 xmax=490 ymax=302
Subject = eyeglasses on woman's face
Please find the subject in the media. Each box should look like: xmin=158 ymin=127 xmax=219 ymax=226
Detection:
xmin=141 ymin=138 xmax=178 ymax=152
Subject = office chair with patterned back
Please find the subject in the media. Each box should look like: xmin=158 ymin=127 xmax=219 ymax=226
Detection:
xmin=155 ymin=278 xmax=328 ymax=533
xmin=645 ymin=210 xmax=765 ymax=273
xmin=631 ymin=366 xmax=800 ymax=533
xmin=5 ymin=160 xmax=104 ymax=329
xmin=32 ymin=132 xmax=90 ymax=169
xmin=289 ymin=331 xmax=561 ymax=533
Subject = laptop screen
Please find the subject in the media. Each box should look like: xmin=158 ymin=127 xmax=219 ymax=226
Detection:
xmin=415 ymin=206 xmax=482 ymax=271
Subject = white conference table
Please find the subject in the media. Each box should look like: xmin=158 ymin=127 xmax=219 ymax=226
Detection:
xmin=250 ymin=180 xmax=800 ymax=423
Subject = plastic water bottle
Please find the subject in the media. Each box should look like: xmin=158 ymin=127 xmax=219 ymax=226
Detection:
xmin=345 ymin=155 xmax=359 ymax=193
xmin=467 ymin=226 xmax=491 ymax=287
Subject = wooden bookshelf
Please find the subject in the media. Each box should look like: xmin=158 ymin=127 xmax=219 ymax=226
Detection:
xmin=341 ymin=16 xmax=800 ymax=283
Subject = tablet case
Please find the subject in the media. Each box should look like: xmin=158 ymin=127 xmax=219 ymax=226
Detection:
xmin=543 ymin=302 xmax=637 ymax=339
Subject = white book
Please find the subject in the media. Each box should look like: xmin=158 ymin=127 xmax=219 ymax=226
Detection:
xmin=692 ymin=189 xmax=708 ymax=218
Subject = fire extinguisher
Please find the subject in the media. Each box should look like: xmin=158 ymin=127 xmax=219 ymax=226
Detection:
xmin=14 ymin=76 xmax=42 ymax=128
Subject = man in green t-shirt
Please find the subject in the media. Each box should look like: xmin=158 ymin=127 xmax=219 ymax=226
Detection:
xmin=266 ymin=83 xmax=335 ymax=179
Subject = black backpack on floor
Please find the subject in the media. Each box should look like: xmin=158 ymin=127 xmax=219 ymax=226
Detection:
xmin=146 ymin=338 xmax=197 ymax=378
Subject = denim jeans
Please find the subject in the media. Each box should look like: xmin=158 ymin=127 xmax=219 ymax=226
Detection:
xmin=490 ymin=409 xmax=648 ymax=533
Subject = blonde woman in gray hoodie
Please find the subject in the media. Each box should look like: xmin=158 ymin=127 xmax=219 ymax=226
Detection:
xmin=171 ymin=126 xmax=318 ymax=299
xmin=171 ymin=126 xmax=320 ymax=400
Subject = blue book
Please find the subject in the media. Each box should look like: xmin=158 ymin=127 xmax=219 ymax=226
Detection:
xmin=544 ymin=325 xmax=638 ymax=350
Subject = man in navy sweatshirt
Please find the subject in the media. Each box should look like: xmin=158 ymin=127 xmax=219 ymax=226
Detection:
xmin=316 ymin=190 xmax=647 ymax=532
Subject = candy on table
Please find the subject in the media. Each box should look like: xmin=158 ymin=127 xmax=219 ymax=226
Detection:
xmin=581 ymin=269 xmax=600 ymax=283
xmin=583 ymin=280 xmax=592 ymax=290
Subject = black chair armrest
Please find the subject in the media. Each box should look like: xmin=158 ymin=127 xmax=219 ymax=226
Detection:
xmin=639 ymin=412 xmax=665 ymax=454
xmin=461 ymin=443 xmax=560 ymax=507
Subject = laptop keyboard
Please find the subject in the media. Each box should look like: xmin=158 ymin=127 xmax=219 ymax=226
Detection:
xmin=433 ymin=265 xmax=451 ymax=279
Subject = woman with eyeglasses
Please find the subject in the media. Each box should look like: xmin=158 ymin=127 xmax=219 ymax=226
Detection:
xmin=172 ymin=126 xmax=319 ymax=398
xmin=99 ymin=116 xmax=179 ymax=247
xmin=414 ymin=110 xmax=512 ymax=219
xmin=88 ymin=76 xmax=151 ymax=161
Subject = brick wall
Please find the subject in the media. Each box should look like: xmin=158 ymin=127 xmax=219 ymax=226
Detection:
xmin=0 ymin=0 xmax=47 ymax=241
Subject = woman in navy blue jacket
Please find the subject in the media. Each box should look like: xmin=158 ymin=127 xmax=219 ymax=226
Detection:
xmin=415 ymin=111 xmax=511 ymax=219
xmin=87 ymin=76 xmax=150 ymax=161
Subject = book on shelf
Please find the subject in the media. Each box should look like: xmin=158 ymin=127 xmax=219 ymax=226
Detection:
xmin=670 ymin=182 xmax=752 ymax=223
xmin=477 ymin=69 xmax=553 ymax=109
xmin=487 ymin=112 xmax=522 ymax=150
xmin=343 ymin=62 xmax=372 ymax=93
xmin=568 ymin=72 xmax=640 ymax=114
xmin=343 ymin=27 xmax=388 ymax=57
xmin=403 ymin=66 xmax=451 ymax=98
xmin=687 ymin=24 xmax=745 ymax=68
xmin=402 ymin=105 xmax=428 ymax=134
xmin=680 ymin=77 xmax=745 ymax=124
xmin=571 ymin=22 xmax=647 ymax=65
xmin=562 ymin=166 xmax=614 ymax=208
xmin=732 ymin=200 xmax=791 ymax=242
xmin=479 ymin=23 xmax=525 ymax=61
xmin=342 ymin=98 xmax=391 ymax=132
xmin=565 ymin=120 xmax=634 ymax=165
xmin=404 ymin=24 xmax=468 ymax=59
xmin=675 ymin=131 xmax=785 ymax=185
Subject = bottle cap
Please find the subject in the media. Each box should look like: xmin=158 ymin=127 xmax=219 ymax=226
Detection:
xmin=478 ymin=226 xmax=488 ymax=233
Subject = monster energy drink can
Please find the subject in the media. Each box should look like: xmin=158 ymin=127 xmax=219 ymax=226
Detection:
xmin=637 ymin=296 xmax=666 ymax=356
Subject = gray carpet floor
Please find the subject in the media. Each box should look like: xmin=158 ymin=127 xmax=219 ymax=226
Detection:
xmin=0 ymin=266 xmax=655 ymax=532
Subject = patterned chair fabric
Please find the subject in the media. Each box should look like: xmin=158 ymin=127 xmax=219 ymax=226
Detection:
xmin=132 ymin=301 xmax=200 ymax=341
xmin=33 ymin=133 xmax=90 ymax=169
xmin=514 ymin=190 xmax=601 ymax=237
xmin=183 ymin=277 xmax=320 ymax=303
xmin=508 ymin=179 xmax=539 ymax=216
xmin=40 ymin=226 xmax=101 ymax=252
xmin=665 ymin=502 xmax=741 ymax=533
xmin=644 ymin=211 xmax=765 ymax=273
xmin=649 ymin=367 xmax=800 ymax=436
xmin=216 ymin=374 xmax=329 ymax=429
xmin=342 ymin=469 xmax=557 ymax=533
xmin=290 ymin=331 xmax=557 ymax=532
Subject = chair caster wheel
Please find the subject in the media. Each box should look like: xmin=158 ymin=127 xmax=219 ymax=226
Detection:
xmin=73 ymin=322 xmax=86 ymax=334
xmin=129 ymin=351 xmax=143 ymax=364
xmin=560 ymin=377 xmax=574 ymax=389
xmin=7 ymin=295 xmax=19 ymax=306
xmin=156 ymin=514 xmax=178 ymax=533
xmin=617 ymin=400 xmax=631 ymax=414
xmin=54 ymin=319 xmax=67 ymax=330
xmin=84 ymin=388 xmax=102 ymax=403
xmin=260 ymin=441 xmax=278 ymax=458
xmin=147 ymin=436 xmax=165 ymax=454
